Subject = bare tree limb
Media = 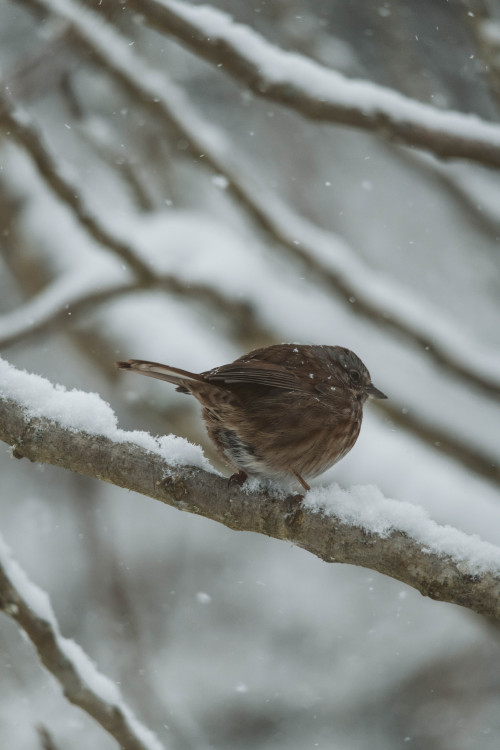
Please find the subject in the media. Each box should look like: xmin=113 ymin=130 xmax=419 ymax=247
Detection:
xmin=120 ymin=0 xmax=500 ymax=169
xmin=392 ymin=144 xmax=500 ymax=239
xmin=75 ymin=117 xmax=157 ymax=214
xmin=0 ymin=94 xmax=271 ymax=347
xmin=0 ymin=538 xmax=166 ymax=750
xmin=1 ymin=362 xmax=500 ymax=621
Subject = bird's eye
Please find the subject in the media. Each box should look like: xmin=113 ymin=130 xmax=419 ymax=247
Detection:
xmin=349 ymin=369 xmax=361 ymax=383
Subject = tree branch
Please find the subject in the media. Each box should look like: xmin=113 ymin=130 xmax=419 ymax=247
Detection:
xmin=0 ymin=536 xmax=165 ymax=750
xmin=122 ymin=0 xmax=500 ymax=169
xmin=1 ymin=358 xmax=500 ymax=621
xmin=0 ymin=93 xmax=271 ymax=347
xmin=0 ymin=265 xmax=271 ymax=352
xmin=0 ymin=89 xmax=155 ymax=283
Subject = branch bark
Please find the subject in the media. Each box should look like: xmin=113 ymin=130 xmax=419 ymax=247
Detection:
xmin=1 ymin=377 xmax=500 ymax=622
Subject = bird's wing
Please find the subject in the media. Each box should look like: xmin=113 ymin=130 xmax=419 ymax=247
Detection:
xmin=205 ymin=361 xmax=307 ymax=391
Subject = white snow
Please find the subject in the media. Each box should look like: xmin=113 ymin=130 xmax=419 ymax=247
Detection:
xmin=0 ymin=533 xmax=166 ymax=750
xmin=0 ymin=356 xmax=212 ymax=472
xmin=304 ymin=484 xmax=500 ymax=575
xmin=196 ymin=591 xmax=212 ymax=604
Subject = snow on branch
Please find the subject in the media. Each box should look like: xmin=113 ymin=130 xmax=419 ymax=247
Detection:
xmin=13 ymin=0 xmax=500 ymax=402
xmin=0 ymin=271 xmax=133 ymax=350
xmin=0 ymin=91 xmax=270 ymax=347
xmin=1 ymin=356 xmax=500 ymax=621
xmin=0 ymin=88 xmax=154 ymax=283
xmin=0 ymin=263 xmax=270 ymax=351
xmin=0 ymin=535 xmax=166 ymax=750
xmin=122 ymin=0 xmax=500 ymax=169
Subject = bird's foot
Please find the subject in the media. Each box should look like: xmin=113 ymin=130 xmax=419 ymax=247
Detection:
xmin=292 ymin=472 xmax=310 ymax=492
xmin=228 ymin=470 xmax=249 ymax=487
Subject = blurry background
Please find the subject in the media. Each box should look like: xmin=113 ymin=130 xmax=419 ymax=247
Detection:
xmin=1 ymin=0 xmax=500 ymax=748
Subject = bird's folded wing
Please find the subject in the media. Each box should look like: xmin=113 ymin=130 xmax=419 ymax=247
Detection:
xmin=205 ymin=362 xmax=307 ymax=391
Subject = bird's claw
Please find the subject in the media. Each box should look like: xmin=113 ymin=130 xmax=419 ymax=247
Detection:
xmin=228 ymin=470 xmax=249 ymax=487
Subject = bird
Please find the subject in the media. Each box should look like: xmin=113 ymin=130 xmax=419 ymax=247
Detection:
xmin=117 ymin=344 xmax=386 ymax=492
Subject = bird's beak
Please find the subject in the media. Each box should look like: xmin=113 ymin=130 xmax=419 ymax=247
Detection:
xmin=365 ymin=383 xmax=387 ymax=399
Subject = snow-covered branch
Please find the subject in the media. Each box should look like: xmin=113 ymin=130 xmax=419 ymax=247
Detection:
xmin=0 ymin=91 xmax=270 ymax=348
xmin=122 ymin=0 xmax=500 ymax=169
xmin=10 ymin=0 xmax=500 ymax=402
xmin=1 ymin=357 xmax=500 ymax=621
xmin=0 ymin=88 xmax=154 ymax=283
xmin=0 ymin=266 xmax=270 ymax=351
xmin=0 ymin=272 xmax=133 ymax=350
xmin=74 ymin=116 xmax=156 ymax=213
xmin=0 ymin=535 xmax=165 ymax=750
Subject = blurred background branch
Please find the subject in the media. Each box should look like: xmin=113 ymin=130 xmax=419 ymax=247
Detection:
xmin=120 ymin=0 xmax=500 ymax=166
xmin=0 ymin=536 xmax=166 ymax=750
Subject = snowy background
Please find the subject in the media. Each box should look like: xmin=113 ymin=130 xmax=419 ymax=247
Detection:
xmin=1 ymin=0 xmax=500 ymax=748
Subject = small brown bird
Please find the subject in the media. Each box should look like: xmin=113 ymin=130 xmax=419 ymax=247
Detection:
xmin=117 ymin=344 xmax=386 ymax=492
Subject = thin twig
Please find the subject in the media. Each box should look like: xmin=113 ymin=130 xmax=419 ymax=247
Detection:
xmin=36 ymin=725 xmax=61 ymax=750
xmin=372 ymin=399 xmax=500 ymax=486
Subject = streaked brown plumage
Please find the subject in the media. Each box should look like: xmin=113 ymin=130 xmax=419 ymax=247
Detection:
xmin=117 ymin=344 xmax=386 ymax=492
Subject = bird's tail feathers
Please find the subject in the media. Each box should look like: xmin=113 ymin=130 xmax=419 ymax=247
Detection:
xmin=116 ymin=359 xmax=203 ymax=389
